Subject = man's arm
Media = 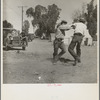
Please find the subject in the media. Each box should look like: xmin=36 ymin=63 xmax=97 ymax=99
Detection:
xmin=83 ymin=25 xmax=87 ymax=37
xmin=59 ymin=25 xmax=71 ymax=30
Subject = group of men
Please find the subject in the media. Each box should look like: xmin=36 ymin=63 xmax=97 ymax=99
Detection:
xmin=53 ymin=18 xmax=87 ymax=66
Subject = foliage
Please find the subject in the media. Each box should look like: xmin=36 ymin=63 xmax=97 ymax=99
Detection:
xmin=26 ymin=4 xmax=61 ymax=37
xmin=86 ymin=0 xmax=97 ymax=39
xmin=72 ymin=9 xmax=82 ymax=21
xmin=26 ymin=7 xmax=34 ymax=17
xmin=46 ymin=4 xmax=61 ymax=35
xmin=72 ymin=3 xmax=87 ymax=22
xmin=3 ymin=20 xmax=13 ymax=28
xmin=23 ymin=20 xmax=30 ymax=35
xmin=72 ymin=0 xmax=97 ymax=40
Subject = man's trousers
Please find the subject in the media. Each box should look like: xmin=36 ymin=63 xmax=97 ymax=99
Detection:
xmin=68 ymin=34 xmax=83 ymax=61
xmin=53 ymin=38 xmax=66 ymax=61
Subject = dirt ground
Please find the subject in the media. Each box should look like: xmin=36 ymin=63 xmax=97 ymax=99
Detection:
xmin=3 ymin=39 xmax=97 ymax=83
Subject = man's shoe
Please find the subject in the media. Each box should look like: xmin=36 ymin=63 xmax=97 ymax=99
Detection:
xmin=53 ymin=62 xmax=57 ymax=65
xmin=53 ymin=56 xmax=57 ymax=65
xmin=78 ymin=59 xmax=81 ymax=63
xmin=53 ymin=60 xmax=57 ymax=65
xmin=73 ymin=60 xmax=78 ymax=66
xmin=76 ymin=57 xmax=81 ymax=63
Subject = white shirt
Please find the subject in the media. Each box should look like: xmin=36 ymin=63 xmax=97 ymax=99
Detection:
xmin=55 ymin=24 xmax=70 ymax=39
xmin=72 ymin=22 xmax=87 ymax=36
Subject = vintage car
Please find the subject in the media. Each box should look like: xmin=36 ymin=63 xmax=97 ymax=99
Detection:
xmin=3 ymin=28 xmax=28 ymax=50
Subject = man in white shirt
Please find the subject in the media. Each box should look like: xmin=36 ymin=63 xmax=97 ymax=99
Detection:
xmin=68 ymin=18 xmax=87 ymax=66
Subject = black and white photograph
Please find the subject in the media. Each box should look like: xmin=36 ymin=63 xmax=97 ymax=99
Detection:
xmin=2 ymin=0 xmax=98 ymax=84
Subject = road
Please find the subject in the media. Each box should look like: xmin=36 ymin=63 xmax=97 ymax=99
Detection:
xmin=3 ymin=39 xmax=97 ymax=83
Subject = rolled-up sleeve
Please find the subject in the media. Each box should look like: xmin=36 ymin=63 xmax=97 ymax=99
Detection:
xmin=83 ymin=25 xmax=87 ymax=36
xmin=59 ymin=25 xmax=71 ymax=30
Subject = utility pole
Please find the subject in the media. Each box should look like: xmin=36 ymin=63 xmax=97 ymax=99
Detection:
xmin=18 ymin=6 xmax=27 ymax=31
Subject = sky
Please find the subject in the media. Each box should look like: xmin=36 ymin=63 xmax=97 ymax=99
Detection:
xmin=2 ymin=0 xmax=97 ymax=32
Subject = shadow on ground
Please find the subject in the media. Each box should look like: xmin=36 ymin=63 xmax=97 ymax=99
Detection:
xmin=46 ymin=57 xmax=74 ymax=63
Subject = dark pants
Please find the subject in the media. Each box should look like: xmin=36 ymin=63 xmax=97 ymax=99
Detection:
xmin=22 ymin=36 xmax=28 ymax=46
xmin=68 ymin=33 xmax=83 ymax=61
xmin=53 ymin=38 xmax=66 ymax=61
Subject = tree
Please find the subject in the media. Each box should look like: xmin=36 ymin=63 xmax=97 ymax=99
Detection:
xmin=93 ymin=5 xmax=97 ymax=21
xmin=26 ymin=5 xmax=47 ymax=37
xmin=23 ymin=20 xmax=30 ymax=35
xmin=72 ymin=9 xmax=82 ymax=21
xmin=26 ymin=7 xmax=34 ymax=17
xmin=46 ymin=4 xmax=61 ymax=35
xmin=3 ymin=20 xmax=13 ymax=28
xmin=26 ymin=4 xmax=61 ymax=38
xmin=86 ymin=0 xmax=97 ymax=40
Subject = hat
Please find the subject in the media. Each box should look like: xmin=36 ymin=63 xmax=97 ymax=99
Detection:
xmin=79 ymin=18 xmax=86 ymax=23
